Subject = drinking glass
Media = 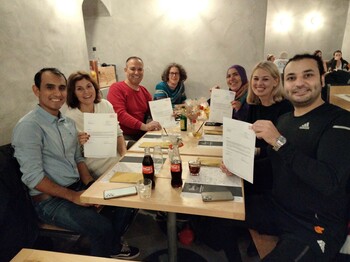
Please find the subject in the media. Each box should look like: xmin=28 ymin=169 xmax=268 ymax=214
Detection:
xmin=188 ymin=160 xmax=201 ymax=176
xmin=137 ymin=178 xmax=152 ymax=199
xmin=153 ymin=145 xmax=163 ymax=174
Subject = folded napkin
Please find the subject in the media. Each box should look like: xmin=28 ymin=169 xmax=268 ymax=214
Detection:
xmin=110 ymin=172 xmax=143 ymax=183
xmin=198 ymin=157 xmax=222 ymax=167
xmin=204 ymin=130 xmax=223 ymax=135
xmin=139 ymin=141 xmax=171 ymax=149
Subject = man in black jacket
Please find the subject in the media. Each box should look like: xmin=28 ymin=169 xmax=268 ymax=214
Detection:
xmin=248 ymin=54 xmax=350 ymax=261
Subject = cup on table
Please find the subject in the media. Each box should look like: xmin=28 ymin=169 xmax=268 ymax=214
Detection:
xmin=136 ymin=178 xmax=152 ymax=199
xmin=153 ymin=145 xmax=163 ymax=174
xmin=190 ymin=120 xmax=204 ymax=139
xmin=188 ymin=160 xmax=201 ymax=176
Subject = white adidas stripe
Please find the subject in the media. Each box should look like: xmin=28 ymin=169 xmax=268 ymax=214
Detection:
xmin=333 ymin=125 xmax=350 ymax=131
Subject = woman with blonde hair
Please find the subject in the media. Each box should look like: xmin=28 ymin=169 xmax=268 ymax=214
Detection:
xmin=247 ymin=61 xmax=285 ymax=106
xmin=220 ymin=61 xmax=292 ymax=199
xmin=223 ymin=61 xmax=293 ymax=195
xmin=218 ymin=61 xmax=293 ymax=260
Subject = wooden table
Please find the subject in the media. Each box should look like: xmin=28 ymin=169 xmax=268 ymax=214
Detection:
xmin=82 ymin=154 xmax=244 ymax=220
xmin=81 ymin=151 xmax=244 ymax=262
xmin=11 ymin=248 xmax=131 ymax=262
xmin=128 ymin=129 xmax=223 ymax=157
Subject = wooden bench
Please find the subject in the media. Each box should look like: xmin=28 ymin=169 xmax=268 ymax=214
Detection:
xmin=11 ymin=248 xmax=134 ymax=262
xmin=0 ymin=143 xmax=84 ymax=260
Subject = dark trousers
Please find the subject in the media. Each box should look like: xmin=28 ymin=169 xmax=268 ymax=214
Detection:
xmin=246 ymin=195 xmax=344 ymax=262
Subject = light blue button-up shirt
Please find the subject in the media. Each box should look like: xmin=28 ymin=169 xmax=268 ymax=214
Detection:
xmin=12 ymin=105 xmax=84 ymax=196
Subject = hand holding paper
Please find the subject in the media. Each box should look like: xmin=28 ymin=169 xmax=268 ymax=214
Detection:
xmin=209 ymin=89 xmax=235 ymax=123
xmin=149 ymin=98 xmax=176 ymax=128
xmin=83 ymin=113 xmax=118 ymax=158
xmin=222 ymin=117 xmax=256 ymax=183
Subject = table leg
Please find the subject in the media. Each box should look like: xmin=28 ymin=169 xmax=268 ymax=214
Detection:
xmin=167 ymin=212 xmax=177 ymax=262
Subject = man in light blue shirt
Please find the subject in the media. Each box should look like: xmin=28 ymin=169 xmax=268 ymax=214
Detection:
xmin=12 ymin=68 xmax=139 ymax=259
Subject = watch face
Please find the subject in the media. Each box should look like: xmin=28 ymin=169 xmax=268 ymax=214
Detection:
xmin=278 ymin=136 xmax=287 ymax=144
xmin=273 ymin=136 xmax=287 ymax=151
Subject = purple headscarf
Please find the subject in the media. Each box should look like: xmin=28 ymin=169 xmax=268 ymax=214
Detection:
xmin=227 ymin=65 xmax=248 ymax=86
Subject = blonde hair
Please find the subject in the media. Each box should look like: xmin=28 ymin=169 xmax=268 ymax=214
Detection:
xmin=247 ymin=61 xmax=284 ymax=105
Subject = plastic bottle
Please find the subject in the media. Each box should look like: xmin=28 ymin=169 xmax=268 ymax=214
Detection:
xmin=169 ymin=145 xmax=183 ymax=188
xmin=142 ymin=147 xmax=155 ymax=188
xmin=92 ymin=46 xmax=100 ymax=66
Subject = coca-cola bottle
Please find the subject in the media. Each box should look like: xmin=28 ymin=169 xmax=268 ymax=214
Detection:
xmin=169 ymin=145 xmax=183 ymax=188
xmin=142 ymin=147 xmax=155 ymax=188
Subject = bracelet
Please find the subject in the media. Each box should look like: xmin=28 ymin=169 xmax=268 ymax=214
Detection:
xmin=86 ymin=180 xmax=95 ymax=189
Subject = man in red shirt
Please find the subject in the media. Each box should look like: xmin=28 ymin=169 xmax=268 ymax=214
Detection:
xmin=107 ymin=57 xmax=161 ymax=143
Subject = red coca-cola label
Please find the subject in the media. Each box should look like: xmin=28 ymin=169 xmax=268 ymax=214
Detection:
xmin=171 ymin=163 xmax=181 ymax=172
xmin=142 ymin=165 xmax=154 ymax=174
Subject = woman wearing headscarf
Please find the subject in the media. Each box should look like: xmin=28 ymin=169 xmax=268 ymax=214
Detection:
xmin=209 ymin=64 xmax=249 ymax=121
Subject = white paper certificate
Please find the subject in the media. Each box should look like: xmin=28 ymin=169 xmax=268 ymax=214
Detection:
xmin=222 ymin=117 xmax=255 ymax=183
xmin=83 ymin=113 xmax=118 ymax=158
xmin=149 ymin=98 xmax=176 ymax=128
xmin=209 ymin=89 xmax=235 ymax=123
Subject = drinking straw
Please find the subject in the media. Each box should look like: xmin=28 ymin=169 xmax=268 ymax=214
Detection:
xmin=195 ymin=121 xmax=205 ymax=134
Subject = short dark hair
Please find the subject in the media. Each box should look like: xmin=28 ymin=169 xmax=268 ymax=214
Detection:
xmin=161 ymin=63 xmax=187 ymax=82
xmin=333 ymin=50 xmax=342 ymax=56
xmin=34 ymin=68 xmax=66 ymax=89
xmin=125 ymin=56 xmax=143 ymax=65
xmin=313 ymin=50 xmax=322 ymax=56
xmin=283 ymin=53 xmax=325 ymax=83
xmin=66 ymin=71 xmax=101 ymax=108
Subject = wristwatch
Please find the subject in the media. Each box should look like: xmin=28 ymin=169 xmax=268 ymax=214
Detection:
xmin=273 ymin=135 xmax=287 ymax=151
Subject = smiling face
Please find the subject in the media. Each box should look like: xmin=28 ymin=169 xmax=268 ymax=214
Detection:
xmin=168 ymin=66 xmax=180 ymax=89
xmin=226 ymin=68 xmax=242 ymax=92
xmin=334 ymin=51 xmax=342 ymax=61
xmin=124 ymin=58 xmax=144 ymax=88
xmin=32 ymin=71 xmax=67 ymax=116
xmin=251 ymin=68 xmax=278 ymax=103
xmin=283 ymin=58 xmax=323 ymax=112
xmin=74 ymin=78 xmax=96 ymax=107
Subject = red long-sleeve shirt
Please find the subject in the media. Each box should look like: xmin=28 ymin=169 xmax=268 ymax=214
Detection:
xmin=107 ymin=81 xmax=152 ymax=136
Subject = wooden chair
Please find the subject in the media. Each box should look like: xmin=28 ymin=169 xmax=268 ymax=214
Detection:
xmin=327 ymin=85 xmax=350 ymax=111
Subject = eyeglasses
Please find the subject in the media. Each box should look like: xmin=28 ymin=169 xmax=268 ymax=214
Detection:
xmin=169 ymin=72 xmax=179 ymax=76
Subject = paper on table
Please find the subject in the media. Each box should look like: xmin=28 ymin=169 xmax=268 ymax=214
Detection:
xmin=83 ymin=113 xmax=118 ymax=158
xmin=209 ymin=89 xmax=235 ymax=123
xmin=139 ymin=141 xmax=171 ymax=149
xmin=149 ymin=98 xmax=177 ymax=128
xmin=186 ymin=166 xmax=241 ymax=187
xmin=198 ymin=134 xmax=223 ymax=147
xmin=101 ymin=156 xmax=143 ymax=182
xmin=110 ymin=172 xmax=143 ymax=183
xmin=181 ymin=166 xmax=243 ymax=202
xmin=222 ymin=117 xmax=255 ymax=183
xmin=204 ymin=129 xmax=223 ymax=135
xmin=198 ymin=157 xmax=222 ymax=167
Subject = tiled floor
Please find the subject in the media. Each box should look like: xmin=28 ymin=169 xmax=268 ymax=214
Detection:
xmin=41 ymin=210 xmax=260 ymax=262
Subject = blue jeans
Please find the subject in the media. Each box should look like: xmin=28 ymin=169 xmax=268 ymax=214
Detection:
xmin=33 ymin=183 xmax=135 ymax=257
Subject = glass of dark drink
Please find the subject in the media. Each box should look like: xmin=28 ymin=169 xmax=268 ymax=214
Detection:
xmin=188 ymin=160 xmax=201 ymax=176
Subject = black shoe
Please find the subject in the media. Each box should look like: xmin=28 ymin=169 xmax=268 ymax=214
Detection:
xmin=111 ymin=243 xmax=140 ymax=260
